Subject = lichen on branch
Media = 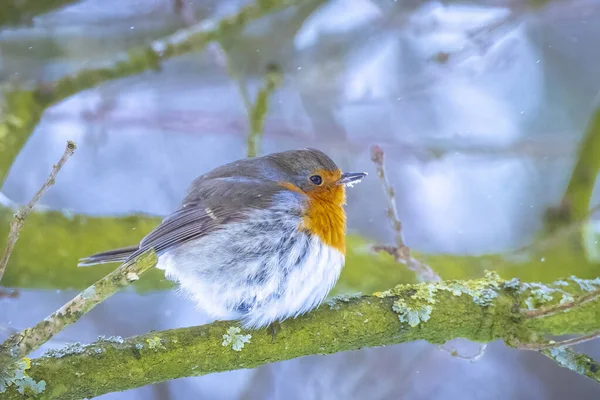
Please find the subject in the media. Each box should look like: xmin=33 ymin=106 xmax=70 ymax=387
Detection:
xmin=542 ymin=347 xmax=600 ymax=382
xmin=247 ymin=63 xmax=283 ymax=158
xmin=3 ymin=273 xmax=600 ymax=399
xmin=0 ymin=0 xmax=79 ymax=27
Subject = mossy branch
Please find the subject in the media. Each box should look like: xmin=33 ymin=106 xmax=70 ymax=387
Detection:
xmin=1 ymin=202 xmax=599 ymax=295
xmin=0 ymin=0 xmax=306 ymax=186
xmin=2 ymin=274 xmax=600 ymax=399
xmin=546 ymin=107 xmax=600 ymax=231
xmin=0 ymin=141 xmax=76 ymax=283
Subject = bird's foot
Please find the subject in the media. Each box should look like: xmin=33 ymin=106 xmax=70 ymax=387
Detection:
xmin=267 ymin=321 xmax=281 ymax=343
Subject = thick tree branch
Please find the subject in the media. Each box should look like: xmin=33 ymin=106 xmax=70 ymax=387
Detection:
xmin=0 ymin=0 xmax=79 ymax=27
xmin=2 ymin=274 xmax=600 ymax=399
xmin=11 ymin=0 xmax=306 ymax=108
xmin=517 ymin=330 xmax=600 ymax=351
xmin=0 ymin=141 xmax=76 ymax=283
xmin=546 ymin=107 xmax=600 ymax=231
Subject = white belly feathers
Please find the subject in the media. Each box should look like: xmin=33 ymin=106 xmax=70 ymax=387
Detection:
xmin=155 ymin=208 xmax=345 ymax=329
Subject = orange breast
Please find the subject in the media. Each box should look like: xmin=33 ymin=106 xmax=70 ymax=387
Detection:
xmin=279 ymin=169 xmax=347 ymax=255
xmin=301 ymin=192 xmax=347 ymax=255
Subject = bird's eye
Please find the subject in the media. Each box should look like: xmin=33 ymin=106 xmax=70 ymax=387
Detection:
xmin=309 ymin=175 xmax=323 ymax=185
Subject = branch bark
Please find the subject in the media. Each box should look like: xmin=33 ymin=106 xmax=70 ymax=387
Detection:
xmin=2 ymin=274 xmax=600 ymax=399
xmin=0 ymin=0 xmax=79 ymax=27
xmin=7 ymin=0 xmax=307 ymax=109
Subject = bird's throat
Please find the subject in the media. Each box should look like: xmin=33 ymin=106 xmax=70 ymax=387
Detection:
xmin=301 ymin=191 xmax=347 ymax=255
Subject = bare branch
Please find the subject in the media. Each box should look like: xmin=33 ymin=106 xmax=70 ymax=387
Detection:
xmin=247 ymin=64 xmax=283 ymax=158
xmin=370 ymin=145 xmax=407 ymax=253
xmin=0 ymin=141 xmax=76 ymax=283
xmin=370 ymin=144 xmax=441 ymax=282
xmin=517 ymin=330 xmax=600 ymax=351
xmin=439 ymin=343 xmax=488 ymax=363
xmin=545 ymin=107 xmax=600 ymax=231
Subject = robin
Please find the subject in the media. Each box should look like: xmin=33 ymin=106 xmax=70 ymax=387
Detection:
xmin=79 ymin=148 xmax=366 ymax=331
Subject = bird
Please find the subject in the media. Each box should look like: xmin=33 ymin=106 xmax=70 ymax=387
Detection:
xmin=78 ymin=148 xmax=366 ymax=331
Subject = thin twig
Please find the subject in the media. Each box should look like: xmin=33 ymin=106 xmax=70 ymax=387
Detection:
xmin=439 ymin=343 xmax=487 ymax=363
xmin=524 ymin=288 xmax=600 ymax=319
xmin=370 ymin=145 xmax=441 ymax=282
xmin=517 ymin=330 xmax=600 ymax=351
xmin=0 ymin=141 xmax=76 ymax=283
xmin=513 ymin=202 xmax=600 ymax=255
xmin=216 ymin=47 xmax=282 ymax=158
xmin=6 ymin=274 xmax=600 ymax=398
xmin=0 ymin=288 xmax=19 ymax=299
xmin=1 ymin=0 xmax=79 ymax=27
xmin=541 ymin=347 xmax=600 ymax=384
xmin=370 ymin=145 xmax=408 ymax=256
xmin=514 ymin=333 xmax=600 ymax=383
xmin=0 ymin=249 xmax=158 ymax=370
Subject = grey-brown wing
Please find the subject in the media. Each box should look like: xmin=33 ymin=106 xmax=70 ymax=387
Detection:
xmin=126 ymin=179 xmax=284 ymax=261
xmin=139 ymin=205 xmax=237 ymax=253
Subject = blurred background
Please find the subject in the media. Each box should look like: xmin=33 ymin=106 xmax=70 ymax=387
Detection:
xmin=1 ymin=0 xmax=600 ymax=398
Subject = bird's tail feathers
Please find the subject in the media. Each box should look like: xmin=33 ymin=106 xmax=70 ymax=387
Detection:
xmin=77 ymin=245 xmax=139 ymax=267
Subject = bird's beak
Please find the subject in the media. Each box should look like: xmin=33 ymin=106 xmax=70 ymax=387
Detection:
xmin=338 ymin=172 xmax=367 ymax=187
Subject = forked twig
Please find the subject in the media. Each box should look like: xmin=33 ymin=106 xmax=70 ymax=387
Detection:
xmin=370 ymin=145 xmax=441 ymax=282
xmin=440 ymin=343 xmax=487 ymax=363
xmin=516 ymin=330 xmax=600 ymax=351
xmin=0 ymin=141 xmax=76 ymax=283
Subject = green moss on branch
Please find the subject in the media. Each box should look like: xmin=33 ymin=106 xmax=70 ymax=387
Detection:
xmin=2 ymin=274 xmax=599 ymax=399
xmin=0 ymin=207 xmax=169 ymax=292
xmin=0 ymin=0 xmax=79 ymax=27
xmin=0 ymin=90 xmax=50 ymax=185
xmin=2 ymin=204 xmax=599 ymax=294
xmin=0 ymin=250 xmax=158 ymax=370
xmin=0 ymin=0 xmax=306 ymax=188
xmin=247 ymin=64 xmax=283 ymax=157
xmin=546 ymin=107 xmax=600 ymax=230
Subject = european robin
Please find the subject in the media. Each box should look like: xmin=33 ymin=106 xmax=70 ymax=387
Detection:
xmin=79 ymin=149 xmax=366 ymax=329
